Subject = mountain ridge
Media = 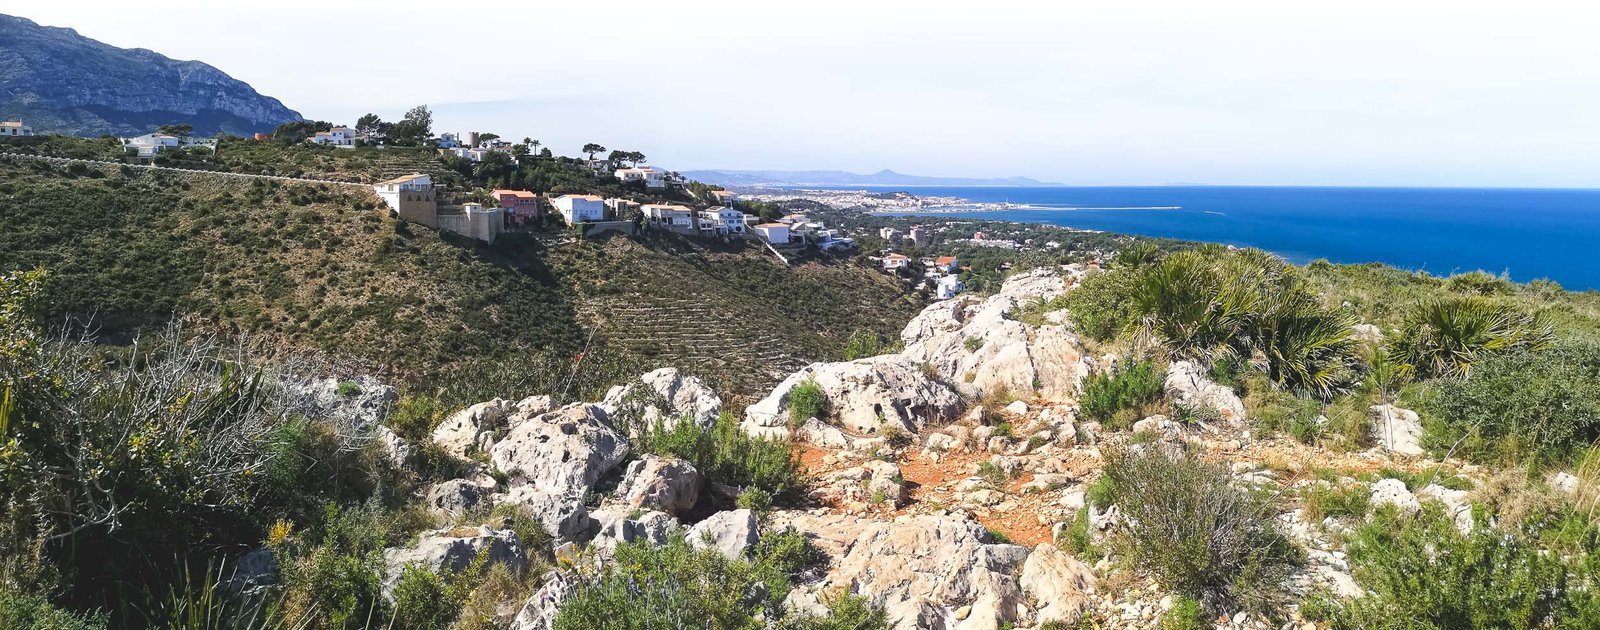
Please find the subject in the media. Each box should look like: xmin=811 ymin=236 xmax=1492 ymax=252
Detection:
xmin=681 ymin=167 xmax=1061 ymax=187
xmin=0 ymin=14 xmax=302 ymax=136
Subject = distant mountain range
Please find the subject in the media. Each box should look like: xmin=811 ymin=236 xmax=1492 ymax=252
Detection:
xmin=681 ymin=168 xmax=1060 ymax=187
xmin=0 ymin=14 xmax=302 ymax=136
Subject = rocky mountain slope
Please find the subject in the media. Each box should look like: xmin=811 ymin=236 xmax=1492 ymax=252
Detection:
xmin=0 ymin=14 xmax=302 ymax=136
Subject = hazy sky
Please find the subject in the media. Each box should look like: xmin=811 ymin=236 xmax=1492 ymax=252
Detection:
xmin=14 ymin=0 xmax=1600 ymax=186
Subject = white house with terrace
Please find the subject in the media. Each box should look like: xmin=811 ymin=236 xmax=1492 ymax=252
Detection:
xmin=552 ymin=194 xmax=606 ymax=224
xmin=307 ymin=126 xmax=358 ymax=147
xmin=698 ymin=206 xmax=747 ymax=234
xmin=616 ymin=166 xmax=666 ymax=189
xmin=1 ymin=120 xmax=32 ymax=137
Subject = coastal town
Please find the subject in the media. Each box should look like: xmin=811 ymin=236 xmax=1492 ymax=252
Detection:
xmin=0 ymin=115 xmax=1017 ymax=301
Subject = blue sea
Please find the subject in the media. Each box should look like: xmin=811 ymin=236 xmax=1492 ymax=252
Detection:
xmin=867 ymin=186 xmax=1600 ymax=291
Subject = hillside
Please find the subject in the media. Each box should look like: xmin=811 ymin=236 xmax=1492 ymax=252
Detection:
xmin=0 ymin=14 xmax=301 ymax=136
xmin=0 ymin=151 xmax=918 ymax=402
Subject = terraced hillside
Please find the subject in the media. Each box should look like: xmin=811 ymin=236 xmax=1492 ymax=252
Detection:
xmin=0 ymin=155 xmax=918 ymax=402
xmin=560 ymin=235 xmax=920 ymax=399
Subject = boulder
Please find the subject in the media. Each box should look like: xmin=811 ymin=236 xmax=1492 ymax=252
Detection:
xmin=510 ymin=570 xmax=571 ymax=630
xmin=1370 ymin=478 xmax=1420 ymax=516
xmin=600 ymin=368 xmax=723 ymax=435
xmin=1353 ymin=323 xmax=1384 ymax=345
xmin=1370 ymin=405 xmax=1424 ymax=456
xmin=490 ymin=403 xmax=629 ymax=496
xmin=779 ymin=514 xmax=1031 ymax=629
xmin=687 ymin=509 xmax=760 ymax=559
xmin=1020 ymin=544 xmax=1096 ymax=625
xmin=382 ymin=526 xmax=525 ymax=598
xmin=900 ymin=280 xmax=1092 ymax=403
xmin=433 ymin=399 xmax=514 ymax=458
xmin=819 ymin=460 xmax=909 ymax=507
xmin=494 ymin=486 xmax=599 ymax=545
xmin=374 ymin=426 xmax=413 ymax=469
xmin=743 ymin=355 xmax=963 ymax=436
xmin=997 ymin=267 xmax=1076 ymax=302
xmin=589 ymin=507 xmax=678 ymax=557
xmin=280 ymin=374 xmax=398 ymax=430
xmin=220 ymin=546 xmax=278 ymax=596
xmin=1164 ymin=360 xmax=1246 ymax=424
xmin=1418 ymin=484 xmax=1475 ymax=534
xmin=423 ymin=479 xmax=490 ymax=517
xmin=617 ymin=455 xmax=703 ymax=516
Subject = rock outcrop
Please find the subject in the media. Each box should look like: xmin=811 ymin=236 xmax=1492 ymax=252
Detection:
xmin=687 ymin=509 xmax=760 ymax=559
xmin=1164 ymin=360 xmax=1247 ymax=424
xmin=489 ymin=403 xmax=628 ymax=495
xmin=434 ymin=396 xmax=556 ymax=459
xmin=382 ymin=526 xmax=525 ymax=598
xmin=744 ymin=354 xmax=963 ymax=437
xmin=616 ymin=455 xmax=703 ymax=516
xmin=777 ymin=514 xmax=1033 ymax=629
xmin=900 ymin=267 xmax=1092 ymax=401
xmin=1370 ymin=404 xmax=1424 ymax=456
xmin=281 ymin=375 xmax=397 ymax=430
xmin=1020 ymin=544 xmax=1097 ymax=625
xmin=600 ymin=368 xmax=723 ymax=434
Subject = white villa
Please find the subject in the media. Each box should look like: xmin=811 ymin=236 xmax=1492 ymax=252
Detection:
xmin=753 ymin=223 xmax=791 ymax=245
xmin=709 ymin=190 xmax=738 ymax=204
xmin=882 ymin=253 xmax=910 ymax=270
xmin=1 ymin=121 xmax=32 ymax=137
xmin=552 ymin=194 xmax=606 ymax=224
xmin=937 ymin=275 xmax=966 ymax=300
xmin=641 ymin=203 xmax=695 ymax=229
xmin=374 ymin=173 xmax=433 ymax=211
xmin=616 ymin=166 xmax=666 ymax=189
xmin=698 ymin=206 xmax=747 ymax=234
xmin=122 ymin=133 xmax=216 ymax=157
xmin=436 ymin=133 xmax=461 ymax=149
xmin=308 ymin=126 xmax=358 ymax=148
xmin=605 ymin=198 xmax=640 ymax=218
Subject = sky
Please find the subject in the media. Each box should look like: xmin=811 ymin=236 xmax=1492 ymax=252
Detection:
xmin=13 ymin=0 xmax=1600 ymax=186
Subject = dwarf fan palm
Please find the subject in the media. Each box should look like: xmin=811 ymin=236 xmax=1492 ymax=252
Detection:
xmin=1390 ymin=296 xmax=1553 ymax=379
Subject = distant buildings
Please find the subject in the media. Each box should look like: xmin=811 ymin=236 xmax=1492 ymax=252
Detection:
xmin=436 ymin=133 xmax=461 ymax=149
xmin=552 ymin=194 xmax=607 ymax=225
xmin=605 ymin=198 xmax=640 ymax=218
xmin=882 ymin=253 xmax=910 ymax=270
xmin=908 ymin=226 xmax=929 ymax=244
xmin=934 ymin=256 xmax=960 ymax=273
xmin=709 ymin=190 xmax=739 ymax=204
xmin=1 ymin=120 xmax=33 ymax=137
xmin=879 ymin=227 xmax=903 ymax=243
xmin=491 ymin=189 xmax=541 ymax=226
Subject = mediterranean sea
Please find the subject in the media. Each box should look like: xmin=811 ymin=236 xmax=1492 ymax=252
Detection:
xmin=866 ymin=186 xmax=1600 ymax=291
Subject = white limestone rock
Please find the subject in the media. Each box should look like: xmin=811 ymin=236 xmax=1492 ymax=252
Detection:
xmin=1370 ymin=404 xmax=1424 ymax=456
xmin=743 ymin=354 xmax=963 ymax=436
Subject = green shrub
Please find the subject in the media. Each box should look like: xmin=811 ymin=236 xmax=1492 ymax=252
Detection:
xmin=555 ymin=531 xmax=873 ymax=630
xmin=788 ymin=380 xmax=829 ymax=426
xmin=977 ymin=461 xmax=1009 ymax=487
xmin=985 ymin=528 xmax=1014 ymax=544
xmin=1331 ymin=504 xmax=1600 ymax=629
xmin=736 ymin=487 xmax=775 ymax=514
xmin=964 ymin=336 xmax=984 ymax=352
xmin=1057 ymin=267 xmax=1144 ymax=342
xmin=391 ymin=565 xmax=456 ymax=630
xmin=1085 ymin=475 xmax=1116 ymax=510
xmin=1300 ymin=484 xmax=1370 ymax=522
xmin=1420 ymin=343 xmax=1600 ymax=463
xmin=638 ymin=412 xmax=806 ymax=500
xmin=270 ymin=504 xmax=390 ymax=628
xmin=1159 ymin=596 xmax=1207 ymax=630
xmin=335 ymin=379 xmax=362 ymax=397
xmin=387 ymin=394 xmax=449 ymax=442
xmin=1390 ymin=296 xmax=1553 ymax=380
xmin=0 ymin=586 xmax=106 ymax=630
xmin=785 ymin=592 xmax=889 ymax=630
xmin=1102 ymin=445 xmax=1300 ymax=615
xmin=1059 ymin=506 xmax=1100 ymax=562
xmin=1079 ymin=358 xmax=1165 ymax=427
xmin=842 ymin=331 xmax=898 ymax=361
